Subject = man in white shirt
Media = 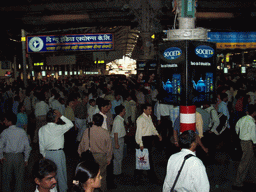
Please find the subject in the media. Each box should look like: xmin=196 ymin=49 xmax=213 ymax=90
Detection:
xmin=135 ymin=104 xmax=162 ymax=184
xmin=98 ymin=100 xmax=110 ymax=130
xmin=50 ymin=93 xmax=65 ymax=115
xmin=33 ymin=158 xmax=58 ymax=192
xmin=39 ymin=109 xmax=73 ymax=192
xmin=34 ymin=93 xmax=49 ymax=143
xmin=233 ymin=105 xmax=256 ymax=190
xmin=110 ymin=105 xmax=126 ymax=176
xmin=0 ymin=112 xmax=31 ymax=192
xmin=163 ymin=130 xmax=210 ymax=192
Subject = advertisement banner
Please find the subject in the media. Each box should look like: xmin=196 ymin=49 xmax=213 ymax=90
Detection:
xmin=27 ymin=33 xmax=114 ymax=53
xmin=208 ymin=32 xmax=256 ymax=49
xmin=158 ymin=40 xmax=216 ymax=105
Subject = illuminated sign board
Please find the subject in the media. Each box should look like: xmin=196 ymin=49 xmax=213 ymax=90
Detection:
xmin=34 ymin=62 xmax=44 ymax=66
xmin=208 ymin=32 xmax=256 ymax=49
xmin=27 ymin=33 xmax=114 ymax=53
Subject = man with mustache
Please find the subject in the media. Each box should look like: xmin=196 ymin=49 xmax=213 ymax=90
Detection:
xmin=33 ymin=158 xmax=58 ymax=192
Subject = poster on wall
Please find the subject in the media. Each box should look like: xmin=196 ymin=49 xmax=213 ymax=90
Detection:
xmin=158 ymin=40 xmax=216 ymax=105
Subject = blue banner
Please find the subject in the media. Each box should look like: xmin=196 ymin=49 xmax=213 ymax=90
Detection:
xmin=208 ymin=32 xmax=256 ymax=43
xmin=27 ymin=33 xmax=114 ymax=53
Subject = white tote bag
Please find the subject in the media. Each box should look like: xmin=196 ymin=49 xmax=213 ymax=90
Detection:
xmin=136 ymin=148 xmax=150 ymax=170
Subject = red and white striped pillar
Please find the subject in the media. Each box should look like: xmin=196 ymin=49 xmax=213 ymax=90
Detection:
xmin=180 ymin=105 xmax=196 ymax=133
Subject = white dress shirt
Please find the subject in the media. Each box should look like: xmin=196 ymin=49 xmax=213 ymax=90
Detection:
xmin=135 ymin=113 xmax=159 ymax=147
xmin=156 ymin=103 xmax=173 ymax=120
xmin=35 ymin=186 xmax=57 ymax=192
xmin=39 ymin=116 xmax=73 ymax=157
xmin=236 ymin=115 xmax=256 ymax=144
xmin=163 ymin=149 xmax=210 ymax=192
xmin=110 ymin=115 xmax=126 ymax=138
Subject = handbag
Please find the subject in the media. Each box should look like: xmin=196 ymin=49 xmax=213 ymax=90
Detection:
xmin=136 ymin=148 xmax=150 ymax=170
xmin=80 ymin=127 xmax=95 ymax=162
xmin=170 ymin=154 xmax=194 ymax=192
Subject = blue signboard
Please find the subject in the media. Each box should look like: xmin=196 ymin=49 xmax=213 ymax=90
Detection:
xmin=27 ymin=33 xmax=114 ymax=53
xmin=208 ymin=32 xmax=256 ymax=43
xmin=208 ymin=32 xmax=256 ymax=49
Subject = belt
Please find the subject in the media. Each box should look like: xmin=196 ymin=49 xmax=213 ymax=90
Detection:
xmin=47 ymin=148 xmax=63 ymax=151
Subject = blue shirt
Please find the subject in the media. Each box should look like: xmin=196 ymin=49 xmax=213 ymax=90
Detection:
xmin=0 ymin=125 xmax=31 ymax=161
xmin=111 ymin=99 xmax=122 ymax=115
xmin=218 ymin=101 xmax=230 ymax=128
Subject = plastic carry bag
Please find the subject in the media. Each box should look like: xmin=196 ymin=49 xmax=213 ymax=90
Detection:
xmin=136 ymin=148 xmax=150 ymax=170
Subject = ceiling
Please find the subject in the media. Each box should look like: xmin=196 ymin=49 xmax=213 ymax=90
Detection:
xmin=1 ymin=0 xmax=256 ymax=61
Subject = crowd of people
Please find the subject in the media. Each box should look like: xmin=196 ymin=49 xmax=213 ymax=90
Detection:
xmin=0 ymin=72 xmax=255 ymax=191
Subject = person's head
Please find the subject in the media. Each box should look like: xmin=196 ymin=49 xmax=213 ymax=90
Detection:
xmin=114 ymin=93 xmax=121 ymax=101
xmin=46 ymin=109 xmax=57 ymax=123
xmin=247 ymin=104 xmax=256 ymax=117
xmin=32 ymin=159 xmax=57 ymax=191
xmin=93 ymin=114 xmax=104 ymax=127
xmin=220 ymin=93 xmax=228 ymax=102
xmin=179 ymin=130 xmax=197 ymax=151
xmin=18 ymin=102 xmax=25 ymax=113
xmin=142 ymin=104 xmax=152 ymax=116
xmin=37 ymin=92 xmax=46 ymax=102
xmin=3 ymin=112 xmax=17 ymax=126
xmin=82 ymin=94 xmax=89 ymax=104
xmin=72 ymin=161 xmax=101 ymax=192
xmin=67 ymin=98 xmax=75 ymax=108
xmin=115 ymin=105 xmax=126 ymax=117
xmin=89 ymin=99 xmax=96 ymax=107
xmin=98 ymin=100 xmax=110 ymax=114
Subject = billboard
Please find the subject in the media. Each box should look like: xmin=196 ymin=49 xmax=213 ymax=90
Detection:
xmin=158 ymin=40 xmax=216 ymax=105
xmin=27 ymin=33 xmax=114 ymax=53
xmin=208 ymin=32 xmax=256 ymax=49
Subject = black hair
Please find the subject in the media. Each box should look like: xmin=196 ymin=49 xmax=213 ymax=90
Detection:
xmin=220 ymin=93 xmax=228 ymax=101
xmin=179 ymin=130 xmax=196 ymax=149
xmin=32 ymin=158 xmax=57 ymax=180
xmin=71 ymin=161 xmax=100 ymax=192
xmin=4 ymin=112 xmax=17 ymax=125
xmin=89 ymin=99 xmax=96 ymax=105
xmin=98 ymin=99 xmax=109 ymax=111
xmin=37 ymin=93 xmax=46 ymax=101
xmin=93 ymin=113 xmax=104 ymax=126
xmin=247 ymin=104 xmax=256 ymax=115
xmin=46 ymin=109 xmax=56 ymax=123
xmin=18 ymin=102 xmax=24 ymax=113
xmin=142 ymin=103 xmax=152 ymax=111
xmin=115 ymin=105 xmax=125 ymax=115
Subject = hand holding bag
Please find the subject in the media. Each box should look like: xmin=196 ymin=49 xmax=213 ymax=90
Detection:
xmin=136 ymin=148 xmax=150 ymax=170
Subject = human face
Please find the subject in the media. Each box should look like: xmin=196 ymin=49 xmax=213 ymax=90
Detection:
xmin=90 ymin=170 xmax=102 ymax=189
xmin=35 ymin=172 xmax=57 ymax=191
xmin=101 ymin=105 xmax=109 ymax=114
xmin=143 ymin=106 xmax=152 ymax=116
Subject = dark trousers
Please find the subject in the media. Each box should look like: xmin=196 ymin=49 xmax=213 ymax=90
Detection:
xmin=2 ymin=153 xmax=24 ymax=192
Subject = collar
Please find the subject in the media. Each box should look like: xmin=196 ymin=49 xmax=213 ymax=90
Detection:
xmin=181 ymin=148 xmax=196 ymax=156
xmin=116 ymin=115 xmax=124 ymax=121
xmin=99 ymin=111 xmax=107 ymax=118
xmin=142 ymin=112 xmax=151 ymax=119
xmin=247 ymin=115 xmax=255 ymax=122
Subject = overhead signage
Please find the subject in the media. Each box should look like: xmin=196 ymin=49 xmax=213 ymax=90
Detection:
xmin=27 ymin=33 xmax=114 ymax=53
xmin=208 ymin=32 xmax=256 ymax=49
